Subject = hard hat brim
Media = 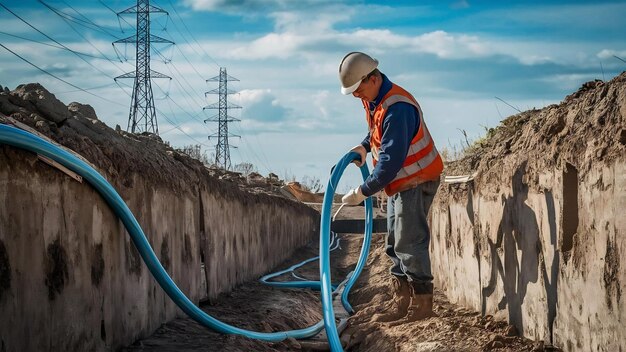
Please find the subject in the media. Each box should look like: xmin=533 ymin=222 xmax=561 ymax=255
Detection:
xmin=341 ymin=80 xmax=361 ymax=95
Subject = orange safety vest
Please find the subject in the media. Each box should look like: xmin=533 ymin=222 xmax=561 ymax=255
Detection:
xmin=363 ymin=83 xmax=443 ymax=196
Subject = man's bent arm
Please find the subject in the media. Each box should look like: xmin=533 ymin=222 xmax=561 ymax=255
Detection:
xmin=360 ymin=103 xmax=419 ymax=196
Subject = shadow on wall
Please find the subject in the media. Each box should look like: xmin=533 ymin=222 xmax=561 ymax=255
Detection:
xmin=479 ymin=161 xmax=560 ymax=341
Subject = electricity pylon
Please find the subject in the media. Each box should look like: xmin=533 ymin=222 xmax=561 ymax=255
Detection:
xmin=113 ymin=0 xmax=173 ymax=134
xmin=204 ymin=67 xmax=241 ymax=170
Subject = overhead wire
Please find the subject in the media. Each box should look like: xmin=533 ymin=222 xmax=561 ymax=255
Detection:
xmin=55 ymin=81 xmax=119 ymax=94
xmin=97 ymin=0 xmax=135 ymax=33
xmin=152 ymin=45 xmax=206 ymax=110
xmin=0 ymin=42 xmax=125 ymax=107
xmin=39 ymin=0 xmax=122 ymax=40
xmin=39 ymin=1 xmax=132 ymax=66
xmin=1 ymin=1 xmax=214 ymax=149
xmin=0 ymin=2 xmax=124 ymax=79
xmin=161 ymin=0 xmax=221 ymax=68
xmin=0 ymin=31 xmax=111 ymax=61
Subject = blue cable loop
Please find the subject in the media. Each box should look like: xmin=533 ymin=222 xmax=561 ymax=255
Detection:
xmin=0 ymin=124 xmax=373 ymax=349
xmin=260 ymin=232 xmax=341 ymax=291
xmin=319 ymin=151 xmax=373 ymax=351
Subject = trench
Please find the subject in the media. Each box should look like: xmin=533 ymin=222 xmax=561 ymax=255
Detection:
xmin=122 ymin=229 xmax=541 ymax=352
xmin=0 ymin=123 xmax=541 ymax=352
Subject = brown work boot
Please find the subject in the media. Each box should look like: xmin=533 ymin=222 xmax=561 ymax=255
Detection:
xmin=404 ymin=281 xmax=437 ymax=322
xmin=371 ymin=276 xmax=411 ymax=323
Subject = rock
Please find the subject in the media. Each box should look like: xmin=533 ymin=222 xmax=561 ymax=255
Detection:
xmin=483 ymin=335 xmax=506 ymax=351
xmin=484 ymin=340 xmax=504 ymax=350
xmin=247 ymin=172 xmax=265 ymax=185
xmin=283 ymin=337 xmax=301 ymax=350
xmin=67 ymin=102 xmax=98 ymax=120
xmin=531 ymin=340 xmax=545 ymax=351
xmin=0 ymin=93 xmax=22 ymax=116
xmin=11 ymin=83 xmax=69 ymax=125
xmin=504 ymin=324 xmax=517 ymax=336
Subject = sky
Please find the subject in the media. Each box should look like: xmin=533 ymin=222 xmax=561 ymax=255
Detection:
xmin=0 ymin=0 xmax=625 ymax=193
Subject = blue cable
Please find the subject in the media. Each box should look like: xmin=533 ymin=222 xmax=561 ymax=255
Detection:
xmin=340 ymin=164 xmax=373 ymax=314
xmin=319 ymin=151 xmax=373 ymax=351
xmin=0 ymin=124 xmax=373 ymax=348
xmin=260 ymin=232 xmax=340 ymax=290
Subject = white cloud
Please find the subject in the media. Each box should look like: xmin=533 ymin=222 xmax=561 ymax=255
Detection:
xmin=597 ymin=49 xmax=626 ymax=60
xmin=237 ymin=88 xmax=290 ymax=122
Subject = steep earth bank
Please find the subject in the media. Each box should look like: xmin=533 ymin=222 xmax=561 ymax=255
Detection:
xmin=431 ymin=73 xmax=626 ymax=351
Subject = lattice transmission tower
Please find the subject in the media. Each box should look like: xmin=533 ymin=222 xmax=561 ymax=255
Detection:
xmin=113 ymin=0 xmax=173 ymax=134
xmin=204 ymin=67 xmax=241 ymax=170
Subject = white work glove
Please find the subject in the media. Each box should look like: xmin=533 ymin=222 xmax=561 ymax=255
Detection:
xmin=342 ymin=186 xmax=367 ymax=205
xmin=350 ymin=145 xmax=367 ymax=167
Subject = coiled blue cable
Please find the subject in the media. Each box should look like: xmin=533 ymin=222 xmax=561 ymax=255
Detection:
xmin=260 ymin=232 xmax=341 ymax=290
xmin=319 ymin=151 xmax=373 ymax=351
xmin=0 ymin=124 xmax=373 ymax=349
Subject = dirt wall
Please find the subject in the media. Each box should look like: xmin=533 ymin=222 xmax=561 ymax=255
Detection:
xmin=0 ymin=84 xmax=319 ymax=351
xmin=430 ymin=73 xmax=626 ymax=351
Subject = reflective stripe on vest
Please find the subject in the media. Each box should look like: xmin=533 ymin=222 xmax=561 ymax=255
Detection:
xmin=393 ymin=144 xmax=440 ymax=180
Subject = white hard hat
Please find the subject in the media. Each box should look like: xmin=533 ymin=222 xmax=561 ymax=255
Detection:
xmin=338 ymin=52 xmax=379 ymax=95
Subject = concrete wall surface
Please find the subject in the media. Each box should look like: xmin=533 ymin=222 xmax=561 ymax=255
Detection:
xmin=0 ymin=98 xmax=319 ymax=351
xmin=430 ymin=73 xmax=626 ymax=351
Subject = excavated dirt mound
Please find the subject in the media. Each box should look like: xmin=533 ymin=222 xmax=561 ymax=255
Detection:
xmin=445 ymin=72 xmax=626 ymax=192
xmin=122 ymin=230 xmax=541 ymax=351
xmin=0 ymin=82 xmax=292 ymax=201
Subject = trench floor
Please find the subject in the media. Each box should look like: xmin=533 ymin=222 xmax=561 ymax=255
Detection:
xmin=123 ymin=211 xmax=544 ymax=352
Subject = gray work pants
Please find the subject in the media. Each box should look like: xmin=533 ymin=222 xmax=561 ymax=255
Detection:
xmin=386 ymin=180 xmax=439 ymax=284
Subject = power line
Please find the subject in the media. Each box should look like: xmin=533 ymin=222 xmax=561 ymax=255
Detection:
xmin=163 ymin=0 xmax=220 ymax=68
xmin=152 ymin=77 xmax=209 ymax=126
xmin=0 ymin=30 xmax=110 ymax=60
xmin=152 ymin=45 xmax=206 ymax=110
xmin=55 ymin=82 xmax=119 ymax=94
xmin=494 ymin=96 xmax=521 ymax=113
xmin=97 ymin=0 xmax=135 ymax=33
xmin=0 ymin=42 xmax=125 ymax=107
xmin=36 ymin=1 xmax=128 ymax=66
xmin=38 ymin=0 xmax=122 ymax=40
xmin=61 ymin=0 xmax=123 ymax=38
xmin=1 ymin=2 xmax=122 ymax=79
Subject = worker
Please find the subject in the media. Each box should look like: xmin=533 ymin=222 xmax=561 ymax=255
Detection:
xmin=339 ymin=52 xmax=444 ymax=322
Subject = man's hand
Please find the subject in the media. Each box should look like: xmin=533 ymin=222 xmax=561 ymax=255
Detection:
xmin=342 ymin=186 xmax=367 ymax=205
xmin=350 ymin=145 xmax=367 ymax=167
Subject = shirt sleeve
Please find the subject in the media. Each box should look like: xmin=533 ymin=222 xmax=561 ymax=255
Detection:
xmin=360 ymin=102 xmax=420 ymax=197
xmin=360 ymin=132 xmax=371 ymax=152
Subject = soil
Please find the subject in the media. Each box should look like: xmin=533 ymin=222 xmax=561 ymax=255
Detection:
xmin=122 ymin=215 xmax=543 ymax=351
xmin=0 ymin=83 xmax=295 ymax=202
xmin=443 ymin=72 xmax=626 ymax=195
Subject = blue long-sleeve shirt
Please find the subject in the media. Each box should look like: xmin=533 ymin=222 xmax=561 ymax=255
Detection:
xmin=359 ymin=74 xmax=420 ymax=197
